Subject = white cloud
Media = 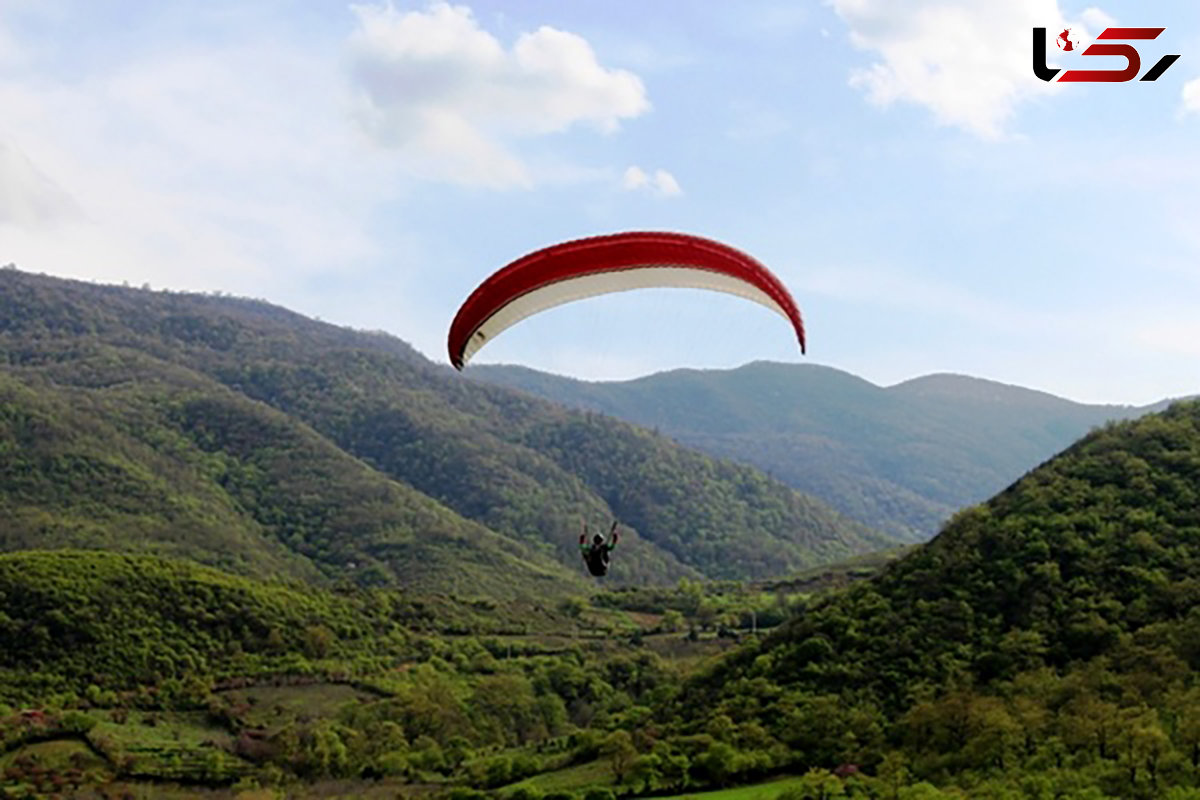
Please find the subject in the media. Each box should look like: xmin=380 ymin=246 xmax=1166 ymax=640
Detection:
xmin=621 ymin=165 xmax=682 ymax=196
xmin=1182 ymin=79 xmax=1200 ymax=115
xmin=621 ymin=166 xmax=649 ymax=189
xmin=651 ymin=169 xmax=682 ymax=196
xmin=831 ymin=0 xmax=1105 ymax=139
xmin=0 ymin=30 xmax=393 ymax=295
xmin=347 ymin=2 xmax=650 ymax=188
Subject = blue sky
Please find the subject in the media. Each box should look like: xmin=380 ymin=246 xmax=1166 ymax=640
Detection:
xmin=2 ymin=0 xmax=1198 ymax=404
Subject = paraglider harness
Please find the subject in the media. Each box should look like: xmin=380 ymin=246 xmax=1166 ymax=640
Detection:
xmin=580 ymin=521 xmax=619 ymax=577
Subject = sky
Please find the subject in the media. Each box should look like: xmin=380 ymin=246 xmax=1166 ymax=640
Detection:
xmin=1 ymin=0 xmax=1199 ymax=405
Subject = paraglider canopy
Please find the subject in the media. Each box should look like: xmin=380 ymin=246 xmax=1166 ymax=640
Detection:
xmin=447 ymin=231 xmax=805 ymax=370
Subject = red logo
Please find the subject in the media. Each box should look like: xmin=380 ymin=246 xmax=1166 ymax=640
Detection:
xmin=1033 ymin=27 xmax=1180 ymax=82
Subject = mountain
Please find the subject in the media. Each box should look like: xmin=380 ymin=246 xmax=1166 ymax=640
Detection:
xmin=6 ymin=323 xmax=1199 ymax=797
xmin=469 ymin=361 xmax=1172 ymax=542
xmin=674 ymin=399 xmax=1200 ymax=790
xmin=0 ymin=268 xmax=888 ymax=590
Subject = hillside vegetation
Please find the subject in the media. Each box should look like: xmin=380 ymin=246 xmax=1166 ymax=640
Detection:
xmin=0 ymin=548 xmax=754 ymax=797
xmin=0 ymin=550 xmax=418 ymax=697
xmin=0 ymin=268 xmax=888 ymax=589
xmin=6 ymin=403 xmax=1200 ymax=797
xmin=675 ymin=399 xmax=1200 ymax=798
xmin=471 ymin=362 xmax=1166 ymax=541
xmin=13 ymin=269 xmax=1200 ymax=797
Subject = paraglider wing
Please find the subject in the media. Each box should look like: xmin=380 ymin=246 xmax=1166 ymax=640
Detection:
xmin=447 ymin=231 xmax=805 ymax=370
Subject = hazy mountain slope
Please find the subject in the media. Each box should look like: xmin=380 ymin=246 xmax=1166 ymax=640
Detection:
xmin=0 ymin=269 xmax=887 ymax=584
xmin=515 ymin=411 xmax=887 ymax=579
xmin=470 ymin=361 xmax=1160 ymax=541
xmin=204 ymin=334 xmax=892 ymax=581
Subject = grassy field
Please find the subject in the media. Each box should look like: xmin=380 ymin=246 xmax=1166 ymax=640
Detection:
xmin=86 ymin=711 xmax=251 ymax=780
xmin=505 ymin=765 xmax=803 ymax=799
xmin=648 ymin=776 xmax=803 ymax=800
xmin=507 ymin=758 xmax=615 ymax=792
xmin=0 ymin=737 xmax=106 ymax=770
xmin=218 ymin=683 xmax=375 ymax=730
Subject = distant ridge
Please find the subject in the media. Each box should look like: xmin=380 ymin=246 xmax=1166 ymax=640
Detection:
xmin=0 ymin=268 xmax=887 ymax=592
xmin=470 ymin=360 xmax=1178 ymax=541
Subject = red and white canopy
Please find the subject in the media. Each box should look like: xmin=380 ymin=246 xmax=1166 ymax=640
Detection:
xmin=447 ymin=231 xmax=806 ymax=370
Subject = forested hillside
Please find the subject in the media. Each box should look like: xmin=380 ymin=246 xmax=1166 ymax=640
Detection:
xmin=0 ymin=550 xmax=419 ymax=696
xmin=0 ymin=268 xmax=887 ymax=587
xmin=674 ymin=399 xmax=1200 ymax=797
xmin=6 ymin=403 xmax=1199 ymax=797
xmin=471 ymin=362 xmax=1166 ymax=542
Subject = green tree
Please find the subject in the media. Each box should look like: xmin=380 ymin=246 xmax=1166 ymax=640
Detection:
xmin=629 ymin=753 xmax=662 ymax=793
xmin=797 ymin=768 xmax=846 ymax=799
xmin=695 ymin=741 xmax=737 ymax=787
xmin=602 ymin=730 xmax=637 ymax=783
xmin=876 ymin=751 xmax=910 ymax=800
xmin=1173 ymin=687 xmax=1200 ymax=770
